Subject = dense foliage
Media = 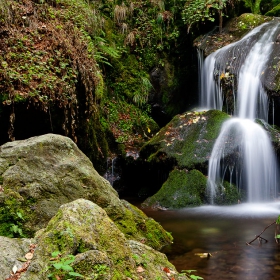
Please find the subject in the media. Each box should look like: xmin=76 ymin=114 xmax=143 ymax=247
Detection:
xmin=0 ymin=0 xmax=196 ymax=171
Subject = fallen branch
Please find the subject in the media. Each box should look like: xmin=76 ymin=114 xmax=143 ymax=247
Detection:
xmin=246 ymin=221 xmax=276 ymax=245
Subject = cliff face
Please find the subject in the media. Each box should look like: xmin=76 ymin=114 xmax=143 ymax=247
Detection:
xmin=0 ymin=0 xmax=198 ymax=172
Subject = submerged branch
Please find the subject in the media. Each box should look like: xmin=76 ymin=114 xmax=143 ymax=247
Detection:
xmin=246 ymin=221 xmax=276 ymax=245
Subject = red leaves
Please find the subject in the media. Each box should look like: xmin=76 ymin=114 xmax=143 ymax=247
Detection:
xmin=163 ymin=267 xmax=170 ymax=273
xmin=162 ymin=267 xmax=177 ymax=279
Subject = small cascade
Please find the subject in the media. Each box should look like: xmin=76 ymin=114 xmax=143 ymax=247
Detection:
xmin=207 ymin=118 xmax=278 ymax=203
xmin=273 ymin=99 xmax=275 ymax=126
xmin=104 ymin=157 xmax=120 ymax=186
xmin=200 ymin=20 xmax=280 ymax=203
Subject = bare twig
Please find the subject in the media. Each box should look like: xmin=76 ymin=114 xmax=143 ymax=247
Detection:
xmin=246 ymin=221 xmax=276 ymax=245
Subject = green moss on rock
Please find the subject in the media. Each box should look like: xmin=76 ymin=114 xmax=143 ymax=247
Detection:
xmin=212 ymin=181 xmax=242 ymax=205
xmin=20 ymin=199 xmax=187 ymax=280
xmin=141 ymin=110 xmax=229 ymax=171
xmin=143 ymin=169 xmax=207 ymax=208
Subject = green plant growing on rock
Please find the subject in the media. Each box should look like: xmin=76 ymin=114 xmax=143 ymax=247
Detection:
xmin=91 ymin=264 xmax=109 ymax=279
xmin=8 ymin=211 xmax=25 ymax=238
xmin=133 ymin=77 xmax=154 ymax=107
xmin=180 ymin=269 xmax=204 ymax=279
xmin=0 ymin=195 xmax=28 ymax=238
xmin=182 ymin=0 xmax=232 ymax=33
xmin=47 ymin=251 xmax=84 ymax=280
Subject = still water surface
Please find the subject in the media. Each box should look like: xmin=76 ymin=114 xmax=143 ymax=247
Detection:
xmin=142 ymin=202 xmax=280 ymax=280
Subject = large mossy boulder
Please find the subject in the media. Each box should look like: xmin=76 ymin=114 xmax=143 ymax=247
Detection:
xmin=140 ymin=110 xmax=229 ymax=171
xmin=143 ymin=169 xmax=207 ymax=209
xmin=3 ymin=199 xmax=187 ymax=280
xmin=0 ymin=134 xmax=171 ymax=249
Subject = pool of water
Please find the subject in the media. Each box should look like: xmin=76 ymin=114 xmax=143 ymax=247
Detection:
xmin=141 ymin=202 xmax=280 ymax=279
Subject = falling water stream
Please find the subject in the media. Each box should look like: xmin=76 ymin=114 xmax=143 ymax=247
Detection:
xmin=200 ymin=21 xmax=280 ymax=203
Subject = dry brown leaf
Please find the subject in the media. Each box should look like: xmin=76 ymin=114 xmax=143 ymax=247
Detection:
xmin=25 ymin=252 xmax=33 ymax=260
xmin=136 ymin=266 xmax=145 ymax=273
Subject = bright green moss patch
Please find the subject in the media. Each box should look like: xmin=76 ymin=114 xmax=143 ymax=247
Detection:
xmin=236 ymin=13 xmax=272 ymax=31
xmin=113 ymin=200 xmax=173 ymax=250
xmin=143 ymin=169 xmax=207 ymax=208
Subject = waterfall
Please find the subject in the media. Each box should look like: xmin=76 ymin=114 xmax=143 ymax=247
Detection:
xmin=200 ymin=21 xmax=280 ymax=203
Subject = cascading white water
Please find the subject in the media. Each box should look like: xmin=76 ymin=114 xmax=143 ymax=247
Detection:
xmin=207 ymin=118 xmax=278 ymax=203
xmin=200 ymin=21 xmax=280 ymax=203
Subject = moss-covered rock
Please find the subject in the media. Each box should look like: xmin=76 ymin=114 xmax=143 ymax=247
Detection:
xmin=19 ymin=199 xmax=187 ymax=280
xmin=0 ymin=134 xmax=171 ymax=249
xmin=212 ymin=181 xmax=242 ymax=205
xmin=195 ymin=13 xmax=272 ymax=56
xmin=143 ymin=169 xmax=207 ymax=208
xmin=140 ymin=110 xmax=229 ymax=171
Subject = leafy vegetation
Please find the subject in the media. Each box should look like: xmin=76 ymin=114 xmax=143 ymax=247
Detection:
xmin=47 ymin=251 xmax=84 ymax=279
xmin=180 ymin=270 xmax=204 ymax=280
xmin=0 ymin=196 xmax=27 ymax=237
xmin=182 ymin=0 xmax=238 ymax=33
xmin=0 ymin=0 xmax=190 ymax=167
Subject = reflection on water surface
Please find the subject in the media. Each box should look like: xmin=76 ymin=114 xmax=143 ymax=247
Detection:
xmin=142 ymin=202 xmax=280 ymax=279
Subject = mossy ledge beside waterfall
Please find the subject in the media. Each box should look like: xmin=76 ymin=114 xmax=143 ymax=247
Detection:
xmin=199 ymin=20 xmax=280 ymax=203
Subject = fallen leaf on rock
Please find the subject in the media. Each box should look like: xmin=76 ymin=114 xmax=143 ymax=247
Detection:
xmin=17 ymin=261 xmax=30 ymax=273
xmin=163 ymin=267 xmax=170 ymax=273
xmin=12 ymin=265 xmax=17 ymax=274
xmin=17 ymin=257 xmax=27 ymax=262
xmin=137 ymin=266 xmax=145 ymax=273
xmin=25 ymin=252 xmax=33 ymax=260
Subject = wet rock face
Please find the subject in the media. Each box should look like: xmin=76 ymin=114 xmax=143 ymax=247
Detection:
xmin=0 ymin=134 xmax=172 ymax=249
